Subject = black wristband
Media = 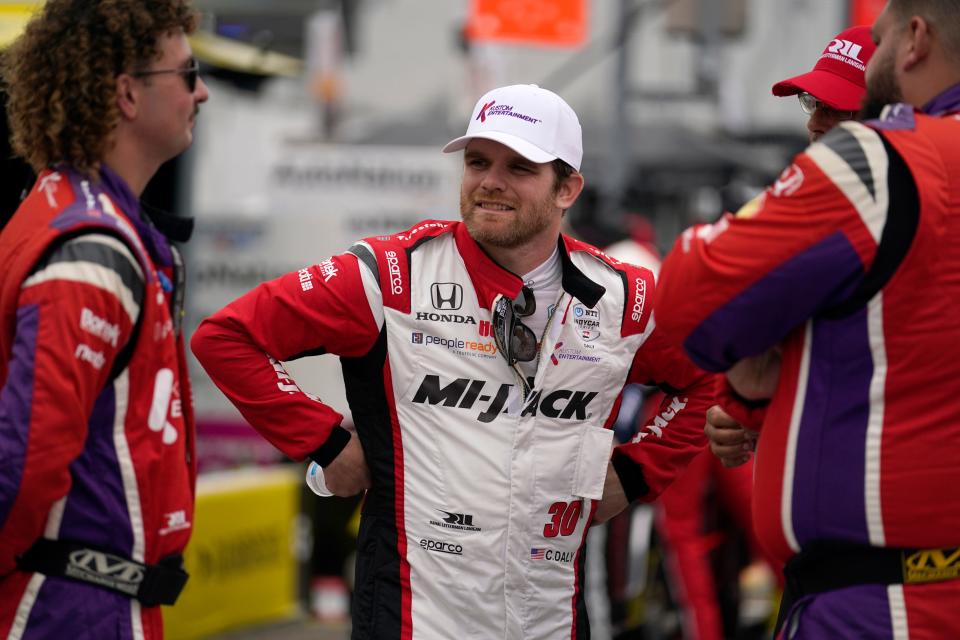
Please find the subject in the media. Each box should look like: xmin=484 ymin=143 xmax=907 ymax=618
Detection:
xmin=611 ymin=452 xmax=651 ymax=503
xmin=307 ymin=425 xmax=352 ymax=468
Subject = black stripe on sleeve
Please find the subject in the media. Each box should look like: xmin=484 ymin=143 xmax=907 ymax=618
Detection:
xmin=821 ymin=125 xmax=876 ymax=199
xmin=38 ymin=234 xmax=145 ymax=311
xmin=348 ymin=243 xmax=380 ymax=287
xmin=824 ymin=135 xmax=920 ymax=318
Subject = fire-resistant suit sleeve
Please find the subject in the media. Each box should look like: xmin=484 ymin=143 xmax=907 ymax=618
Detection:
xmin=0 ymin=235 xmax=143 ymax=574
xmin=610 ymin=320 xmax=717 ymax=503
xmin=654 ymin=125 xmax=885 ymax=373
xmin=190 ymin=253 xmax=382 ymax=465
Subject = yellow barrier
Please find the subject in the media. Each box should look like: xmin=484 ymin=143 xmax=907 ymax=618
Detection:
xmin=163 ymin=466 xmax=303 ymax=639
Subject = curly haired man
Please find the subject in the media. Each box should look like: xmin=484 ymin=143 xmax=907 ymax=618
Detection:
xmin=0 ymin=2 xmax=209 ymax=637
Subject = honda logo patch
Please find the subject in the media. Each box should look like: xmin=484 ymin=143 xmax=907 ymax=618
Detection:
xmin=431 ymin=283 xmax=463 ymax=310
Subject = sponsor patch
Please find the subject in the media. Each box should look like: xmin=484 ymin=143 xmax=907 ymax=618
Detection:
xmin=772 ymin=164 xmax=805 ymax=198
xmin=318 ymin=259 xmax=339 ymax=282
xmin=429 ymin=509 xmax=481 ymax=533
xmin=298 ymin=268 xmax=314 ymax=292
xmin=411 ymin=375 xmax=598 ymax=423
xmin=416 ymin=311 xmax=477 ymax=325
xmin=385 ymin=251 xmax=403 ymax=295
xmin=573 ymin=304 xmax=600 ymax=342
xmin=80 ymin=307 xmax=120 ymax=347
xmin=413 ymin=333 xmax=498 ymax=359
xmin=903 ymin=548 xmax=960 ymax=584
xmin=431 ymin=283 xmax=463 ymax=310
xmin=75 ymin=343 xmax=105 ymax=370
xmin=420 ymin=538 xmax=463 ymax=556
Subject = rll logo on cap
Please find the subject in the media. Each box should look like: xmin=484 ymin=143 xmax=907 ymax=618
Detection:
xmin=822 ymin=38 xmax=867 ymax=71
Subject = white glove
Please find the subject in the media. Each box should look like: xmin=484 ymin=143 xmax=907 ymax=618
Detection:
xmin=305 ymin=461 xmax=334 ymax=497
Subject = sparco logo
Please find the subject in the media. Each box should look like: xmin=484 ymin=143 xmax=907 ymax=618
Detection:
xmin=631 ymin=278 xmax=646 ymax=322
xmin=430 ymin=509 xmax=481 ymax=532
xmin=66 ymin=549 xmax=144 ymax=595
xmin=431 ymin=282 xmax=463 ymax=310
xmin=385 ymin=250 xmax=403 ymax=295
xmin=420 ymin=538 xmax=463 ymax=555
xmin=412 ymin=375 xmax=598 ymax=424
xmin=416 ymin=312 xmax=477 ymax=325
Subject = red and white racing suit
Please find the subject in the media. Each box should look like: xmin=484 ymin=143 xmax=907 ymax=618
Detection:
xmin=655 ymin=86 xmax=960 ymax=638
xmin=0 ymin=166 xmax=196 ymax=639
xmin=192 ymin=220 xmax=713 ymax=639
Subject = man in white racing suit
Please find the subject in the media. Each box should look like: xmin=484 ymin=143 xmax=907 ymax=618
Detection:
xmin=192 ymin=84 xmax=714 ymax=639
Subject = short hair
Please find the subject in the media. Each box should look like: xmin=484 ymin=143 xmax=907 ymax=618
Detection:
xmin=886 ymin=0 xmax=960 ymax=63
xmin=551 ymin=158 xmax=576 ymax=193
xmin=2 ymin=0 xmax=199 ymax=176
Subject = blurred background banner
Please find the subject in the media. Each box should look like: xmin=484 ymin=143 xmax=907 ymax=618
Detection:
xmin=849 ymin=0 xmax=886 ymax=26
xmin=163 ymin=467 xmax=304 ymax=639
xmin=467 ymin=0 xmax=587 ymax=47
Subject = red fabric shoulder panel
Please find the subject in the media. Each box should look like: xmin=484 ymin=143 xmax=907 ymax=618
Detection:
xmin=362 ymin=220 xmax=456 ymax=313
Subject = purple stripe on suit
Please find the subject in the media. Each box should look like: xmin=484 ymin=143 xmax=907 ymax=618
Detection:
xmin=59 ymin=385 xmax=135 ymax=555
xmin=791 ymin=309 xmax=872 ymax=548
xmin=684 ymin=232 xmax=864 ymax=372
xmin=0 ymin=305 xmax=40 ymax=528
xmin=781 ymin=584 xmax=894 ymax=639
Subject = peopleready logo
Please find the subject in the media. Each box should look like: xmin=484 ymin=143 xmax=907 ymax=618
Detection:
xmin=411 ymin=332 xmax=498 ymax=357
xmin=412 ymin=375 xmax=598 ymax=423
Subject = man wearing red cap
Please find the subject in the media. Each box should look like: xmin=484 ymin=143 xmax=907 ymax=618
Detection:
xmin=644 ymin=29 xmax=877 ymax=640
xmin=773 ymin=26 xmax=877 ymax=141
xmin=655 ymin=0 xmax=960 ymax=636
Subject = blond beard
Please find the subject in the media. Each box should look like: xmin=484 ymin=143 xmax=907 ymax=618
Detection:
xmin=459 ymin=190 xmax=558 ymax=249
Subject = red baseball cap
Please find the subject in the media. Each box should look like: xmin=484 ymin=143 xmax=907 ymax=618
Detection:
xmin=771 ymin=26 xmax=876 ymax=111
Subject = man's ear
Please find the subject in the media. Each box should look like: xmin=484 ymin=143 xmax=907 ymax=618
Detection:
xmin=555 ymin=172 xmax=585 ymax=210
xmin=115 ymin=73 xmax=138 ymax=120
xmin=903 ymin=16 xmax=932 ymax=71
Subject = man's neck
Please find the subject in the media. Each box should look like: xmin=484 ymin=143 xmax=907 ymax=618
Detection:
xmin=904 ymin=63 xmax=960 ymax=110
xmin=481 ymin=233 xmax=561 ymax=277
xmin=102 ymin=139 xmax=159 ymax=197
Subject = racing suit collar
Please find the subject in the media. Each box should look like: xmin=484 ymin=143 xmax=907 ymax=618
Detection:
xmin=453 ymin=222 xmax=605 ymax=310
xmin=98 ymin=164 xmax=174 ymax=268
xmin=921 ymin=81 xmax=960 ymax=116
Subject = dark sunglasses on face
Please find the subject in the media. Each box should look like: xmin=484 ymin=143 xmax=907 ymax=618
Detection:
xmin=492 ymin=285 xmax=538 ymax=367
xmin=797 ymin=92 xmax=856 ymax=120
xmin=133 ymin=59 xmax=200 ymax=92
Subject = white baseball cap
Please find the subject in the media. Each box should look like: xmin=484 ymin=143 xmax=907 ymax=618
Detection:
xmin=442 ymin=84 xmax=583 ymax=171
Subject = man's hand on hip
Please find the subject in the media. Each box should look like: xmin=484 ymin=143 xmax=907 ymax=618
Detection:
xmin=594 ymin=462 xmax=629 ymax=523
xmin=323 ymin=433 xmax=371 ymax=496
